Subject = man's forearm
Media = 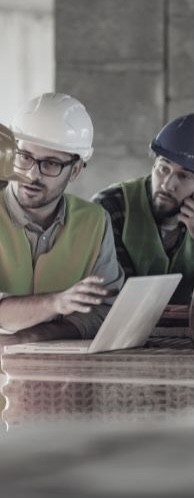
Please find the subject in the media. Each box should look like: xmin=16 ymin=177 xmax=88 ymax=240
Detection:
xmin=0 ymin=277 xmax=113 ymax=333
xmin=14 ymin=304 xmax=111 ymax=344
xmin=0 ymin=294 xmax=57 ymax=332
xmin=0 ymin=318 xmax=82 ymax=350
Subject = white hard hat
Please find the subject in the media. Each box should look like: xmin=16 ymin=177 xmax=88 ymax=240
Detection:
xmin=11 ymin=93 xmax=94 ymax=161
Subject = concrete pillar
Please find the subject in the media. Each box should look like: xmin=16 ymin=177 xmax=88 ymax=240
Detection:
xmin=55 ymin=0 xmax=165 ymax=197
xmin=168 ymin=0 xmax=194 ymax=118
xmin=0 ymin=0 xmax=54 ymax=126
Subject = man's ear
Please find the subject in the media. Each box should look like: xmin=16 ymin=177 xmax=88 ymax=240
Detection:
xmin=69 ymin=159 xmax=84 ymax=183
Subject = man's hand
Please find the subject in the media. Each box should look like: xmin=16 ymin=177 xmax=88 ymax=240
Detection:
xmin=53 ymin=276 xmax=115 ymax=316
xmin=178 ymin=196 xmax=194 ymax=239
xmin=0 ymin=276 xmax=119 ymax=333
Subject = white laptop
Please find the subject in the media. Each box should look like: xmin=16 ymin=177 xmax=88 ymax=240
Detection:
xmin=3 ymin=273 xmax=182 ymax=355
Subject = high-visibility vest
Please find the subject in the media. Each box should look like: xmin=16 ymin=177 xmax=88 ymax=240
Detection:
xmin=121 ymin=176 xmax=194 ymax=304
xmin=0 ymin=192 xmax=105 ymax=294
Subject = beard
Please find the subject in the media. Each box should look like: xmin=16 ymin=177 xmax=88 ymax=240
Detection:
xmin=152 ymin=191 xmax=183 ymax=223
xmin=15 ymin=182 xmax=47 ymax=209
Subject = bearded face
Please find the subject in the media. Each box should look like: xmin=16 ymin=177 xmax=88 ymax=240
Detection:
xmin=151 ymin=157 xmax=194 ymax=222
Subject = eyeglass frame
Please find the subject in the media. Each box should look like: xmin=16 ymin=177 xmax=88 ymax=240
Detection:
xmin=14 ymin=149 xmax=80 ymax=177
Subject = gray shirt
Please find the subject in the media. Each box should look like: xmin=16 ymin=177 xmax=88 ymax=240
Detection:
xmin=1 ymin=184 xmax=124 ymax=339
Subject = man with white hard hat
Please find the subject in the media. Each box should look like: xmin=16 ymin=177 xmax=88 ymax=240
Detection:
xmin=0 ymin=93 xmax=123 ymax=342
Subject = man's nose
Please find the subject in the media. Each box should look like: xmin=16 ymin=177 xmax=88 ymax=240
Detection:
xmin=25 ymin=163 xmax=42 ymax=182
xmin=161 ymin=173 xmax=178 ymax=192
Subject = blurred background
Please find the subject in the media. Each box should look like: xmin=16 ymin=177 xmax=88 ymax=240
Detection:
xmin=0 ymin=0 xmax=194 ymax=198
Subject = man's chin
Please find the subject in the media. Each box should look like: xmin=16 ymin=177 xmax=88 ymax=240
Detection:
xmin=17 ymin=194 xmax=45 ymax=209
xmin=153 ymin=202 xmax=181 ymax=221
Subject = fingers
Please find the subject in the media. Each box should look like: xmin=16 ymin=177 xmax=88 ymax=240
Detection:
xmin=73 ymin=278 xmax=108 ymax=298
xmin=180 ymin=206 xmax=193 ymax=218
xmin=67 ymin=278 xmax=109 ymax=310
xmin=54 ymin=276 xmax=117 ymax=316
xmin=178 ymin=200 xmax=194 ymax=237
xmin=179 ymin=197 xmax=194 ymax=219
xmin=183 ymin=197 xmax=194 ymax=209
xmin=80 ymin=276 xmax=105 ymax=284
xmin=68 ymin=292 xmax=104 ymax=306
xmin=178 ymin=213 xmax=194 ymax=235
xmin=71 ymin=282 xmax=119 ymax=302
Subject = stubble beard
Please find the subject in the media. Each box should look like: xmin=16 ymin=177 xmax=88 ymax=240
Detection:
xmin=16 ymin=187 xmax=47 ymax=210
xmin=152 ymin=194 xmax=182 ymax=223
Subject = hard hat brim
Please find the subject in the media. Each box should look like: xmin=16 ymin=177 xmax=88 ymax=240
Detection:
xmin=14 ymin=132 xmax=93 ymax=161
xmin=150 ymin=140 xmax=194 ymax=173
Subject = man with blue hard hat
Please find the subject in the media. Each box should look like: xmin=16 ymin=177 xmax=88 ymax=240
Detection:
xmin=93 ymin=114 xmax=194 ymax=305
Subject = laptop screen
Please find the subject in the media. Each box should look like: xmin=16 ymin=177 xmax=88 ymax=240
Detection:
xmin=88 ymin=274 xmax=182 ymax=353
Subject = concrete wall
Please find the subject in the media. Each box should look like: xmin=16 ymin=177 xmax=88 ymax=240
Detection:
xmin=0 ymin=0 xmax=54 ymax=126
xmin=0 ymin=1 xmax=193 ymax=199
xmin=55 ymin=0 xmax=194 ymax=199
xmin=168 ymin=0 xmax=194 ymax=118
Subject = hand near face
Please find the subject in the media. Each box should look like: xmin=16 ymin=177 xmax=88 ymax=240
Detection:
xmin=178 ymin=195 xmax=194 ymax=239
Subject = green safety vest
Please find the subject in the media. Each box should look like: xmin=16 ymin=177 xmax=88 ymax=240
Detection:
xmin=121 ymin=176 xmax=194 ymax=304
xmin=0 ymin=192 xmax=105 ymax=295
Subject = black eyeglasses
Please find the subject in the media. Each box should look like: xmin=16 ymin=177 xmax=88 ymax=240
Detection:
xmin=14 ymin=150 xmax=80 ymax=177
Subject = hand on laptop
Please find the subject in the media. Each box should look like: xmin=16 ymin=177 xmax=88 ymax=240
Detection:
xmin=53 ymin=276 xmax=118 ymax=316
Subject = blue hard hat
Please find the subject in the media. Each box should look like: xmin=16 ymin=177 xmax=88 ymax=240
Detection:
xmin=150 ymin=114 xmax=194 ymax=172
